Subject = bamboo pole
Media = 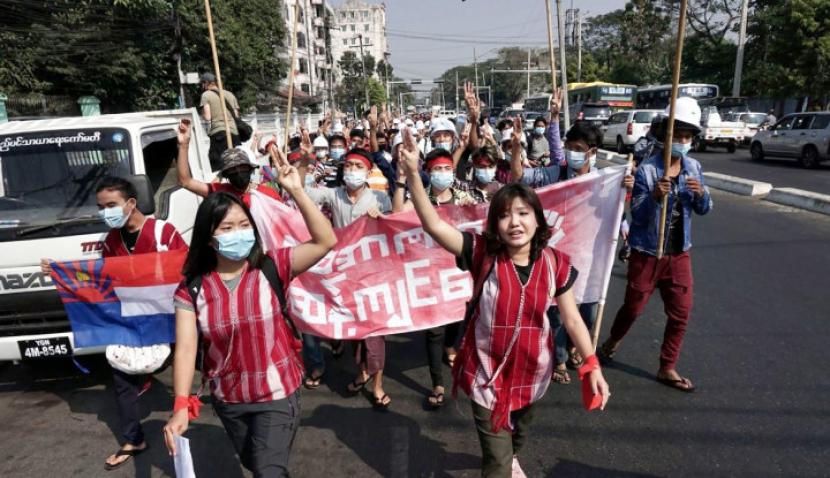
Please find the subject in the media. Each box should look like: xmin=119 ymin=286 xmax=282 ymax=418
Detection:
xmin=656 ymin=0 xmax=689 ymax=260
xmin=591 ymin=153 xmax=635 ymax=350
xmin=203 ymin=0 xmax=233 ymax=149
xmin=284 ymin=1 xmax=300 ymax=155
xmin=544 ymin=0 xmax=558 ymax=92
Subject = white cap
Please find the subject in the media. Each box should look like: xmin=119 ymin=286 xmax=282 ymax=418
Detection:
xmin=392 ymin=132 xmax=404 ymax=150
xmin=501 ymin=128 xmax=513 ymax=143
xmin=665 ymin=97 xmax=702 ymax=133
xmin=415 ymin=120 xmax=425 ymax=130
xmin=313 ymin=135 xmax=329 ymax=148
xmin=393 ymin=118 xmax=401 ymax=126
xmin=404 ymin=118 xmax=415 ymax=127
xmin=430 ymin=117 xmax=457 ymax=138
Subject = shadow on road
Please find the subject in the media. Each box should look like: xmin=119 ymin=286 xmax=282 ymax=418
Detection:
xmin=302 ymin=403 xmax=479 ymax=477
xmin=546 ymin=459 xmax=662 ymax=478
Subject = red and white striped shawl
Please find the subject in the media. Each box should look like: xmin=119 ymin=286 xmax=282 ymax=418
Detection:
xmin=453 ymin=233 xmax=577 ymax=433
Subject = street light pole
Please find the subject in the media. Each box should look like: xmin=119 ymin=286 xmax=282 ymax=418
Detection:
xmin=732 ymin=0 xmax=749 ymax=97
xmin=358 ymin=34 xmax=369 ymax=109
xmin=556 ymin=0 xmax=570 ymax=131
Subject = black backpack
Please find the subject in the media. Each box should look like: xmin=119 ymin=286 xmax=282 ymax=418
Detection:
xmin=187 ymin=255 xmax=301 ymax=341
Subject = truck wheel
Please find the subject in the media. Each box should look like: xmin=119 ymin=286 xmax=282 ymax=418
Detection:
xmin=799 ymin=145 xmax=820 ymax=169
xmin=727 ymin=142 xmax=737 ymax=154
xmin=750 ymin=142 xmax=764 ymax=161
xmin=694 ymin=138 xmax=707 ymax=153
xmin=616 ymin=137 xmax=626 ymax=154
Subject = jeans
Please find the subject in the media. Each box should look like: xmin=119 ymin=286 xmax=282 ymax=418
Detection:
xmin=301 ymin=334 xmax=325 ymax=373
xmin=213 ymin=390 xmax=301 ymax=478
xmin=425 ymin=322 xmax=460 ymax=388
xmin=548 ymin=302 xmax=599 ymax=365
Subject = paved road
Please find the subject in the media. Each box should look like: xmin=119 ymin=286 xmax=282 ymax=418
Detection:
xmin=692 ymin=147 xmax=830 ymax=194
xmin=1 ymin=189 xmax=829 ymax=478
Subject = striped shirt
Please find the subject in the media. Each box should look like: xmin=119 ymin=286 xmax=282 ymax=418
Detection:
xmin=102 ymin=217 xmax=187 ymax=258
xmin=173 ymin=248 xmax=304 ymax=404
xmin=453 ymin=233 xmax=577 ymax=432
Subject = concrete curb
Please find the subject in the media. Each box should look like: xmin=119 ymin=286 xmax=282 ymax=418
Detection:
xmin=597 ymin=149 xmax=830 ymax=216
xmin=765 ymin=188 xmax=830 ymax=215
xmin=702 ymin=172 xmax=773 ymax=197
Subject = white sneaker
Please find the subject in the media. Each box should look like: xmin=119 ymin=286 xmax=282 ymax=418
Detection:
xmin=512 ymin=456 xmax=527 ymax=478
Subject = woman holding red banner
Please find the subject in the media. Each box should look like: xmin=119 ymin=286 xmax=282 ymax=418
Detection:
xmin=162 ymin=149 xmax=337 ymax=477
xmin=399 ymin=128 xmax=610 ymax=477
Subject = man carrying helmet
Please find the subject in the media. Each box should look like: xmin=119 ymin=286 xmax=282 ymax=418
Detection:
xmin=598 ymin=97 xmax=712 ymax=393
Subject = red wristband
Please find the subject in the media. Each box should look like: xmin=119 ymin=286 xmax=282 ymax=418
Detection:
xmin=577 ymin=354 xmax=603 ymax=411
xmin=173 ymin=395 xmax=203 ymax=420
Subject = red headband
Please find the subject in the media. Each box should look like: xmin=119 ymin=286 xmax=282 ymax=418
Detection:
xmin=472 ymin=153 xmax=496 ymax=167
xmin=344 ymin=152 xmax=372 ymax=169
xmin=426 ymin=154 xmax=453 ymax=171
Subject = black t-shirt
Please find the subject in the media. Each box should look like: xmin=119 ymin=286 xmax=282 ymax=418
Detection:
xmin=665 ymin=176 xmax=684 ymax=255
xmin=120 ymin=228 xmax=140 ymax=253
xmin=456 ymin=232 xmax=576 ymax=292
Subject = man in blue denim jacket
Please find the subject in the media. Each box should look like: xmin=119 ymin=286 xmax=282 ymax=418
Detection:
xmin=599 ymin=97 xmax=712 ymax=393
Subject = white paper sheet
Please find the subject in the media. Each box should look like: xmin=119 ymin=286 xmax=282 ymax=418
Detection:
xmin=173 ymin=435 xmax=196 ymax=478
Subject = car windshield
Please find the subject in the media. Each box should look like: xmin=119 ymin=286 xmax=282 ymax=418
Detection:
xmin=741 ymin=113 xmax=767 ymax=125
xmin=582 ymin=105 xmax=611 ymax=118
xmin=633 ymin=111 xmax=659 ymax=123
xmin=0 ymin=128 xmax=132 ymax=241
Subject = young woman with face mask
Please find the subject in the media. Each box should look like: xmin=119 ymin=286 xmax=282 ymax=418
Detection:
xmin=163 ymin=151 xmax=337 ymax=477
xmin=42 ymin=176 xmax=188 ymax=470
xmin=398 ymin=129 xmax=610 ymax=477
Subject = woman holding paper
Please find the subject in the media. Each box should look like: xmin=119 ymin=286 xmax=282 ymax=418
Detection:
xmin=162 ymin=150 xmax=337 ymax=477
xmin=398 ymin=128 xmax=610 ymax=477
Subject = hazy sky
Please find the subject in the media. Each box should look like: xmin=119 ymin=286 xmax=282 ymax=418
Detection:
xmin=332 ymin=0 xmax=627 ymax=88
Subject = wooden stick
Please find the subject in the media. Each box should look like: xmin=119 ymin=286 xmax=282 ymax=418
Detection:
xmin=656 ymin=0 xmax=689 ymax=260
xmin=283 ymin=1 xmax=300 ymax=155
xmin=591 ymin=153 xmax=634 ymax=351
xmin=544 ymin=0 xmax=558 ymax=92
xmin=203 ymin=0 xmax=233 ymax=149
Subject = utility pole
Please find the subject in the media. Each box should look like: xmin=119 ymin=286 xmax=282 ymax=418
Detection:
xmin=556 ymin=0 xmax=570 ymax=131
xmin=383 ymin=52 xmax=391 ymax=109
xmin=455 ymin=70 xmax=459 ymax=110
xmin=525 ymin=49 xmax=532 ymax=101
xmin=357 ymin=34 xmax=370 ymax=109
xmin=576 ymin=9 xmax=582 ymax=83
xmin=732 ymin=0 xmax=749 ymax=97
xmin=474 ymin=48 xmax=479 ymax=92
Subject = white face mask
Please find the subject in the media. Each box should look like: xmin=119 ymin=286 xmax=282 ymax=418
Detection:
xmin=474 ymin=167 xmax=496 ymax=184
xmin=343 ymin=170 xmax=367 ymax=190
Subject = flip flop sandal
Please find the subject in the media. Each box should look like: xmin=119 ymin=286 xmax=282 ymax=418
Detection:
xmin=427 ymin=391 xmax=445 ymax=409
xmin=551 ymin=368 xmax=571 ymax=384
xmin=304 ymin=371 xmax=325 ymax=390
xmin=372 ymin=393 xmax=391 ymax=409
xmin=567 ymin=351 xmax=584 ymax=370
xmin=598 ymin=340 xmax=619 ymax=365
xmin=104 ymin=445 xmax=147 ymax=471
xmin=346 ymin=376 xmax=370 ymax=395
xmin=656 ymin=376 xmax=696 ymax=393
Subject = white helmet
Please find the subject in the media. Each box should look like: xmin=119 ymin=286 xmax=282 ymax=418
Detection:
xmin=313 ymin=135 xmax=329 ymax=148
xmin=429 ymin=117 xmax=457 ymax=139
xmin=665 ymin=97 xmax=702 ymax=134
xmin=415 ymin=120 xmax=425 ymax=130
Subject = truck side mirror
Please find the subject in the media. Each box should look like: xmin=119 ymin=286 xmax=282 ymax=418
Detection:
xmin=128 ymin=174 xmax=156 ymax=215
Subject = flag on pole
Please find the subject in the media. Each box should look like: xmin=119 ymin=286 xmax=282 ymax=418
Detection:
xmin=50 ymin=250 xmax=187 ymax=348
xmin=250 ymin=165 xmax=627 ymax=340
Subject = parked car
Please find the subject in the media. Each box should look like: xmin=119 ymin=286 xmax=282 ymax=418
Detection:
xmin=728 ymin=112 xmax=768 ymax=144
xmin=601 ymin=109 xmax=662 ymax=153
xmin=571 ymin=102 xmax=612 ymax=128
xmin=498 ymin=108 xmax=525 ymax=120
xmin=523 ymin=111 xmax=547 ymax=131
xmin=750 ymin=112 xmax=830 ymax=168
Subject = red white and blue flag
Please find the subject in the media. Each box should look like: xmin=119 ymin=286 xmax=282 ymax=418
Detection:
xmin=50 ymin=250 xmax=186 ymax=348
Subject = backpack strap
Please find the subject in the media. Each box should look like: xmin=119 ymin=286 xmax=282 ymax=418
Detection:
xmin=259 ymin=255 xmax=301 ymax=340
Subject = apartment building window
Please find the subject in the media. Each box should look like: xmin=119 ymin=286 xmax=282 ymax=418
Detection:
xmin=350 ymin=24 xmax=355 ymax=32
xmin=349 ymin=11 xmax=354 ymax=20
xmin=351 ymin=37 xmax=356 ymax=45
xmin=364 ymin=24 xmax=369 ymax=32
xmin=342 ymin=39 xmax=347 ymax=46
xmin=299 ymin=59 xmax=308 ymax=74
xmin=362 ymin=10 xmax=368 ymax=21
xmin=296 ymin=32 xmax=306 ymax=49
xmin=301 ymin=84 xmax=310 ymax=94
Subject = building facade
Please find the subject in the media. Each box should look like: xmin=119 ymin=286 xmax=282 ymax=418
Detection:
xmin=281 ymin=0 xmax=335 ymax=110
xmin=330 ymin=0 xmax=389 ymax=82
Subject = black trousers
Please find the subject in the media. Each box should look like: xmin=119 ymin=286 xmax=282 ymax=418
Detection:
xmin=208 ymin=132 xmax=241 ymax=171
xmin=213 ymin=390 xmax=301 ymax=478
xmin=425 ymin=322 xmax=460 ymax=388
xmin=111 ymin=368 xmax=148 ymax=445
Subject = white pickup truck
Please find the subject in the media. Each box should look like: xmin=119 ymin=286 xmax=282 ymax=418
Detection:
xmin=693 ymin=107 xmax=745 ymax=153
xmin=0 ymin=109 xmax=213 ymax=362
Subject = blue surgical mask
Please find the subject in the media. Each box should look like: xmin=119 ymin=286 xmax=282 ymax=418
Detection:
xmin=474 ymin=167 xmax=496 ymax=184
xmin=343 ymin=170 xmax=367 ymax=190
xmin=213 ymin=228 xmax=255 ymax=261
xmin=433 ymin=142 xmax=452 ymax=152
xmin=98 ymin=204 xmax=131 ymax=229
xmin=430 ymin=171 xmax=455 ymax=191
xmin=671 ymin=142 xmax=692 ymax=157
xmin=565 ymin=149 xmax=587 ymax=170
xmin=330 ymin=148 xmax=346 ymax=161
xmin=534 ymin=126 xmax=546 ymax=136
xmin=316 ymin=150 xmax=327 ymax=160
xmin=304 ymin=173 xmax=316 ymax=187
